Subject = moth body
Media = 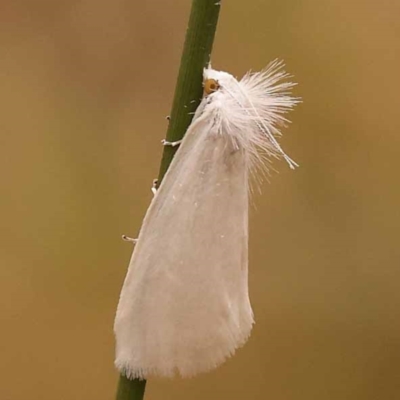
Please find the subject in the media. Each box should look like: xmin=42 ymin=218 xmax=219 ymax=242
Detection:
xmin=114 ymin=61 xmax=299 ymax=379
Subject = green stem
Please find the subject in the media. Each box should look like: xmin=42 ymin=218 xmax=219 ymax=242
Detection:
xmin=115 ymin=1 xmax=221 ymax=399
xmin=157 ymin=0 xmax=222 ymax=184
xmin=116 ymin=375 xmax=146 ymax=400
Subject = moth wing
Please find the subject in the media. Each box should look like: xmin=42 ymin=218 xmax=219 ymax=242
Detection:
xmin=114 ymin=112 xmax=253 ymax=378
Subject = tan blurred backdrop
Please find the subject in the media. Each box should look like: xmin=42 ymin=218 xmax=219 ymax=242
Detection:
xmin=1 ymin=1 xmax=400 ymax=399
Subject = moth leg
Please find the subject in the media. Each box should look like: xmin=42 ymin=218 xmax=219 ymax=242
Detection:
xmin=161 ymin=139 xmax=182 ymax=147
xmin=122 ymin=235 xmax=137 ymax=244
xmin=151 ymin=179 xmax=158 ymax=196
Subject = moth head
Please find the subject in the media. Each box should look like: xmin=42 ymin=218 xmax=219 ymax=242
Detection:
xmin=203 ymin=68 xmax=236 ymax=96
xmin=203 ymin=79 xmax=220 ymax=95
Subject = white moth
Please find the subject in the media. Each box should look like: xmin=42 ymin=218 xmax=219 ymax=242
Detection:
xmin=114 ymin=60 xmax=299 ymax=379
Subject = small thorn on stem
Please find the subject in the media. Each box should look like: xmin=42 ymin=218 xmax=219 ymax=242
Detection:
xmin=161 ymin=139 xmax=182 ymax=147
xmin=122 ymin=235 xmax=138 ymax=244
xmin=151 ymin=179 xmax=158 ymax=195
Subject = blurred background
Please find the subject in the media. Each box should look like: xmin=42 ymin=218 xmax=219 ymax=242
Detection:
xmin=1 ymin=0 xmax=399 ymax=399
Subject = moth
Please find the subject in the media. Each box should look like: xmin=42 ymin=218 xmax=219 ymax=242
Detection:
xmin=114 ymin=61 xmax=299 ymax=379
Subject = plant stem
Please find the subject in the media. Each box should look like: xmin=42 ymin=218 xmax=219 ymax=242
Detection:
xmin=157 ymin=0 xmax=222 ymax=184
xmin=115 ymin=1 xmax=221 ymax=399
xmin=116 ymin=375 xmax=146 ymax=400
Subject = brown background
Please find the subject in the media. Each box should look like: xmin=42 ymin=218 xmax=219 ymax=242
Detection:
xmin=1 ymin=1 xmax=400 ymax=399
